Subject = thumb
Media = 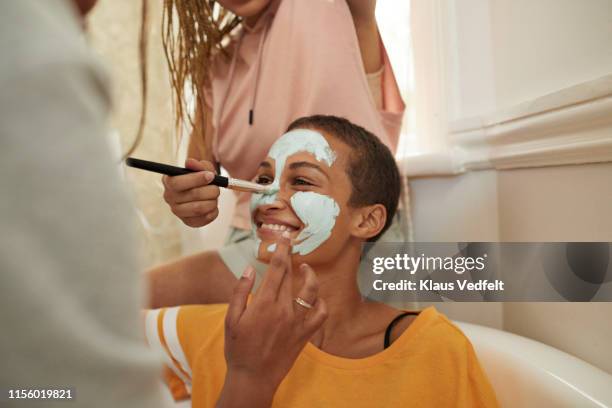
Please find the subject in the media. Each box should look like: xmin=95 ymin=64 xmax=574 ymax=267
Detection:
xmin=185 ymin=158 xmax=216 ymax=173
xmin=226 ymin=266 xmax=256 ymax=329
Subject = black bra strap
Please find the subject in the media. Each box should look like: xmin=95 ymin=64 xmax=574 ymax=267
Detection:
xmin=384 ymin=311 xmax=420 ymax=349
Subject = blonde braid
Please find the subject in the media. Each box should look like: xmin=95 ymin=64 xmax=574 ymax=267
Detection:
xmin=162 ymin=0 xmax=240 ymax=150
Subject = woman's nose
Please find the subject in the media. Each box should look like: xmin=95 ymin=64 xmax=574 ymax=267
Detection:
xmin=259 ymin=190 xmax=292 ymax=212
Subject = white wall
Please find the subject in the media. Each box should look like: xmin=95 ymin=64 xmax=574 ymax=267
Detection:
xmin=447 ymin=0 xmax=497 ymax=119
xmin=410 ymin=170 xmax=503 ymax=329
xmin=410 ymin=163 xmax=612 ymax=373
xmin=409 ymin=0 xmax=612 ymax=373
xmin=411 ymin=170 xmax=499 ymax=242
xmin=498 ymin=163 xmax=612 ymax=242
xmin=488 ymin=1 xmax=612 ymax=374
xmin=490 ymin=0 xmax=612 ymax=109
xmin=499 ymin=163 xmax=612 ymax=374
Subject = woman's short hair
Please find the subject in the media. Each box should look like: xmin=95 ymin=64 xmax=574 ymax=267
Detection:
xmin=287 ymin=115 xmax=401 ymax=241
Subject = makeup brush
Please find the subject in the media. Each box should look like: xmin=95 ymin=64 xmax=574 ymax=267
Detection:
xmin=125 ymin=157 xmax=272 ymax=194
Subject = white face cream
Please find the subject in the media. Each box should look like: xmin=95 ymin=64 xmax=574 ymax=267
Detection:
xmin=251 ymin=129 xmax=340 ymax=256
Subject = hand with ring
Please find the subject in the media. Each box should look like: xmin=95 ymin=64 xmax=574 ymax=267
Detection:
xmin=294 ymin=296 xmax=313 ymax=309
xmin=218 ymin=232 xmax=328 ymax=408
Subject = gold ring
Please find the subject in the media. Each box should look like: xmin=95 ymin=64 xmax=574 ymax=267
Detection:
xmin=294 ymin=297 xmax=314 ymax=309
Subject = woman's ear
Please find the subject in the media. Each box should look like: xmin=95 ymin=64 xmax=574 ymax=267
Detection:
xmin=350 ymin=204 xmax=387 ymax=240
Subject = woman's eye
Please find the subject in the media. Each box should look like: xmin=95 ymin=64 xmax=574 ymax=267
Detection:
xmin=293 ymin=177 xmax=313 ymax=186
xmin=255 ymin=175 xmax=273 ymax=185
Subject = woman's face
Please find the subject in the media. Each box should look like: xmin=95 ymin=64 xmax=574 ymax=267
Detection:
xmin=250 ymin=128 xmax=357 ymax=267
xmin=216 ymin=0 xmax=272 ymax=18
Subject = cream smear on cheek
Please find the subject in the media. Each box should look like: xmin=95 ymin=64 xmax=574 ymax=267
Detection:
xmin=250 ymin=129 xmax=340 ymax=256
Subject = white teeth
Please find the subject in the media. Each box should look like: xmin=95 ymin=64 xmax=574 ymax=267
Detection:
xmin=260 ymin=223 xmax=295 ymax=232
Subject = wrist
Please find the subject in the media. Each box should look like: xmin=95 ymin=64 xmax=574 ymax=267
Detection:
xmin=216 ymin=369 xmax=276 ymax=408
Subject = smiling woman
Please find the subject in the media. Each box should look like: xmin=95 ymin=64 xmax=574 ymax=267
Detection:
xmin=145 ymin=115 xmax=499 ymax=408
xmin=248 ymin=116 xmax=399 ymax=274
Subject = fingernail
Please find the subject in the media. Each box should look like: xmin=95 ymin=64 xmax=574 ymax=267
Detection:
xmin=203 ymin=171 xmax=214 ymax=183
xmin=242 ymin=266 xmax=254 ymax=280
xmin=300 ymin=263 xmax=309 ymax=272
xmin=281 ymin=231 xmax=291 ymax=239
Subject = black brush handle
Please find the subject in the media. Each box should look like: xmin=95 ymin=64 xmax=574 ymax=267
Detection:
xmin=125 ymin=157 xmax=228 ymax=187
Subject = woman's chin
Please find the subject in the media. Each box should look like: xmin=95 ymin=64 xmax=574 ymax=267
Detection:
xmin=255 ymin=241 xmax=304 ymax=266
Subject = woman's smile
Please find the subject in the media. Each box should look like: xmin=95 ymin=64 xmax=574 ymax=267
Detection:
xmin=254 ymin=213 xmax=303 ymax=241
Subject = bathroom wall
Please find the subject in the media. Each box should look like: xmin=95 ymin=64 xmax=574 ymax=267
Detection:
xmin=410 ymin=164 xmax=612 ymax=373
xmin=490 ymin=0 xmax=612 ymax=110
xmin=408 ymin=0 xmax=612 ymax=373
xmin=409 ymin=170 xmax=503 ymax=329
xmin=499 ymin=163 xmax=612 ymax=374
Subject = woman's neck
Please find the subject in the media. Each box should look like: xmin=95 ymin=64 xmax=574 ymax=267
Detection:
xmin=303 ymin=243 xmax=377 ymax=349
xmin=242 ymin=0 xmax=280 ymax=29
xmin=243 ymin=13 xmax=263 ymax=29
xmin=242 ymin=1 xmax=271 ymax=30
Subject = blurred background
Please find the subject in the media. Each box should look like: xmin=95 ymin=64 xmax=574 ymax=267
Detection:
xmin=88 ymin=1 xmax=181 ymax=265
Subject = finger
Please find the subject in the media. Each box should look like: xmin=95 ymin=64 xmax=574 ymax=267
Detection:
xmin=301 ymin=298 xmax=328 ymax=338
xmin=258 ymin=232 xmax=291 ymax=301
xmin=185 ymin=158 xmax=216 ymax=172
xmin=166 ymin=171 xmax=215 ymax=193
xmin=182 ymin=208 xmax=219 ymax=227
xmin=293 ymin=263 xmax=319 ymax=319
xmin=277 ymin=233 xmax=295 ymax=305
xmin=171 ymin=200 xmax=217 ymax=218
xmin=173 ymin=184 xmax=220 ymax=205
xmin=226 ymin=266 xmax=256 ymax=329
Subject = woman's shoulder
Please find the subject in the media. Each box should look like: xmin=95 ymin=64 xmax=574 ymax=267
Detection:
xmin=176 ymin=304 xmax=229 ymax=345
xmin=352 ymin=304 xmax=478 ymax=367
xmin=395 ymin=306 xmax=476 ymax=355
xmin=375 ymin=303 xmax=420 ymax=346
xmin=175 ymin=304 xmax=228 ymax=360
xmin=179 ymin=303 xmax=229 ymax=326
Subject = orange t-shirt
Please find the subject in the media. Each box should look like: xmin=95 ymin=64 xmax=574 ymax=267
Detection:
xmin=145 ymin=305 xmax=499 ymax=408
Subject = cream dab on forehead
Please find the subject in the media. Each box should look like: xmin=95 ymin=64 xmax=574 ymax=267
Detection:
xmin=253 ymin=129 xmax=336 ymax=205
xmin=251 ymin=128 xmax=340 ymax=256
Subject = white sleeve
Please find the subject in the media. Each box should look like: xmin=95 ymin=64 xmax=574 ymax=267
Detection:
xmin=0 ymin=1 xmax=165 ymax=407
xmin=145 ymin=308 xmax=193 ymax=394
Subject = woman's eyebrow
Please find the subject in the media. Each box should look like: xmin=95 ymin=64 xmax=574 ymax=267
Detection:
xmin=258 ymin=161 xmax=272 ymax=169
xmin=288 ymin=161 xmax=329 ymax=179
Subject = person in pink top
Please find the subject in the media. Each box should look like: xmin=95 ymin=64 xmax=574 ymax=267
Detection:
xmin=149 ymin=0 xmax=406 ymax=306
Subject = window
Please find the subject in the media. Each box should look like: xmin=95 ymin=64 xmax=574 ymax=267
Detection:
xmin=376 ymin=1 xmax=417 ymax=158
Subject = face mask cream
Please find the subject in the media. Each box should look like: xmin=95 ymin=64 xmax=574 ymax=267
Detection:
xmin=251 ymin=129 xmax=340 ymax=256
